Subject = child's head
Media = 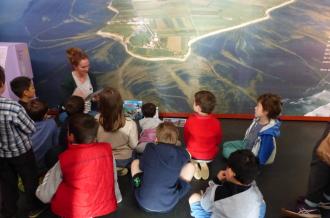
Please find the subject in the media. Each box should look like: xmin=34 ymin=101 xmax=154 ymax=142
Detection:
xmin=98 ymin=87 xmax=125 ymax=132
xmin=142 ymin=103 xmax=156 ymax=118
xmin=26 ymin=99 xmax=48 ymax=122
xmin=255 ymin=93 xmax=282 ymax=120
xmin=226 ymin=150 xmax=259 ymax=185
xmin=156 ymin=122 xmax=179 ymax=145
xmin=194 ymin=90 xmax=216 ymax=114
xmin=0 ymin=66 xmax=5 ymax=95
xmin=68 ymin=113 xmax=99 ymax=144
xmin=65 ymin=96 xmax=85 ymax=116
xmin=10 ymin=76 xmax=35 ymax=100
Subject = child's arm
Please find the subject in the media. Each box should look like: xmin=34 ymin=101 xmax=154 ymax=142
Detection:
xmin=200 ymin=180 xmax=218 ymax=212
xmin=128 ymin=120 xmax=139 ymax=149
xmin=15 ymin=108 xmax=36 ymax=134
xmin=36 ymin=161 xmax=62 ymax=203
xmin=257 ymin=134 xmax=274 ymax=165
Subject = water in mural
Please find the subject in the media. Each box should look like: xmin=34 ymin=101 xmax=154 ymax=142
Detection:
xmin=0 ymin=0 xmax=329 ymax=116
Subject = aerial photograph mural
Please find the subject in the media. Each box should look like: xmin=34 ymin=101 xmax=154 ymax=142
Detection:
xmin=0 ymin=0 xmax=329 ymax=116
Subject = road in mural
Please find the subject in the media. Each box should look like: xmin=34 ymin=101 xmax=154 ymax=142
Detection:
xmin=0 ymin=0 xmax=329 ymax=116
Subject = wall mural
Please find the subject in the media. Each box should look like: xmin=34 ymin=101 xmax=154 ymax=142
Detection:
xmin=0 ymin=0 xmax=330 ymax=116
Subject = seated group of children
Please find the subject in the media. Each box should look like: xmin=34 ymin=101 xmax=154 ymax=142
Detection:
xmin=0 ymin=65 xmax=283 ymax=218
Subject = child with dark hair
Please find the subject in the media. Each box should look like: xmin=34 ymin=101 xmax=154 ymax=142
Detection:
xmin=26 ymin=99 xmax=59 ymax=169
xmin=189 ymin=149 xmax=266 ymax=218
xmin=131 ymin=122 xmax=195 ymax=213
xmin=10 ymin=76 xmax=35 ymax=109
xmin=136 ymin=102 xmax=162 ymax=153
xmin=36 ymin=114 xmax=118 ymax=218
xmin=222 ymin=93 xmax=282 ymax=165
xmin=184 ymin=90 xmax=222 ymax=180
xmin=0 ymin=66 xmax=45 ymax=218
xmin=58 ymin=95 xmax=85 ymax=150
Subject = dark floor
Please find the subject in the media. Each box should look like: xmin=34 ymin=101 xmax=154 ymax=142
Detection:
xmin=3 ymin=119 xmax=329 ymax=218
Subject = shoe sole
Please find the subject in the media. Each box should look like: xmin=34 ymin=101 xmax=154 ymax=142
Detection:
xmin=117 ymin=167 xmax=128 ymax=176
xmin=281 ymin=208 xmax=321 ymax=218
xmin=199 ymin=162 xmax=209 ymax=180
xmin=193 ymin=162 xmax=202 ymax=180
xmin=28 ymin=206 xmax=48 ymax=218
xmin=319 ymin=204 xmax=330 ymax=210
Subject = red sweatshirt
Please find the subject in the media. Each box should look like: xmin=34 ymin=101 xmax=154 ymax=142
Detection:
xmin=184 ymin=113 xmax=222 ymax=160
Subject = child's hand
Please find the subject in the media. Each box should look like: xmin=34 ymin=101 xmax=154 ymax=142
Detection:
xmin=217 ymin=170 xmax=226 ymax=181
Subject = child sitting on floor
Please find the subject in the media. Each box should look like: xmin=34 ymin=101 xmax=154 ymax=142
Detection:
xmin=189 ymin=149 xmax=266 ymax=218
xmin=136 ymin=102 xmax=162 ymax=153
xmin=184 ymin=90 xmax=222 ymax=180
xmin=25 ymin=99 xmax=59 ymax=170
xmin=10 ymin=76 xmax=36 ymax=110
xmin=58 ymin=95 xmax=85 ymax=150
xmin=36 ymin=114 xmax=118 ymax=218
xmin=222 ymin=93 xmax=282 ymax=165
xmin=131 ymin=122 xmax=195 ymax=213
xmin=96 ymin=87 xmax=138 ymax=172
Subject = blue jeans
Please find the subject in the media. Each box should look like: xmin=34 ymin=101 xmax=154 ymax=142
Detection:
xmin=116 ymin=158 xmax=133 ymax=168
xmin=190 ymin=201 xmax=211 ymax=218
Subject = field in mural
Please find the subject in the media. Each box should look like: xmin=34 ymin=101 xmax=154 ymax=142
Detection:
xmin=0 ymin=0 xmax=330 ymax=115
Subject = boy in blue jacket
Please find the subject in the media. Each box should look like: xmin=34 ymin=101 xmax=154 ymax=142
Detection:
xmin=223 ymin=93 xmax=282 ymax=165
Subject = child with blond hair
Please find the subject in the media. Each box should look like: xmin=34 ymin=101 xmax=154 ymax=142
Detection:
xmin=131 ymin=122 xmax=195 ymax=213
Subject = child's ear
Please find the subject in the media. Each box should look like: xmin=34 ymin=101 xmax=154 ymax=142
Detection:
xmin=226 ymin=167 xmax=236 ymax=179
xmin=0 ymin=83 xmax=5 ymax=95
xmin=67 ymin=133 xmax=75 ymax=144
xmin=155 ymin=137 xmax=158 ymax=143
xmin=22 ymin=89 xmax=29 ymax=97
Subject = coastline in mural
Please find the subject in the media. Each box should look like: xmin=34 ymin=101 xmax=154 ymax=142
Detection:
xmin=0 ymin=0 xmax=329 ymax=116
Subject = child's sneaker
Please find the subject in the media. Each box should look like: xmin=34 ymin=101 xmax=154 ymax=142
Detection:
xmin=199 ymin=162 xmax=209 ymax=180
xmin=281 ymin=202 xmax=321 ymax=218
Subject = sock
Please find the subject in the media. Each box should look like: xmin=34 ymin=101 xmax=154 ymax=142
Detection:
xmin=132 ymin=174 xmax=142 ymax=188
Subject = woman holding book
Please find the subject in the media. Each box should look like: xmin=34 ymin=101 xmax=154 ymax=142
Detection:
xmin=61 ymin=47 xmax=97 ymax=113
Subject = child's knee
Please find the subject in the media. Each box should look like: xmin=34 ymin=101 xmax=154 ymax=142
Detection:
xmin=180 ymin=162 xmax=196 ymax=181
xmin=189 ymin=193 xmax=202 ymax=204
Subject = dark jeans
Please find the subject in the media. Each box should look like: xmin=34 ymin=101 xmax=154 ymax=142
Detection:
xmin=116 ymin=158 xmax=133 ymax=168
xmin=306 ymin=122 xmax=330 ymax=203
xmin=0 ymin=150 xmax=42 ymax=217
